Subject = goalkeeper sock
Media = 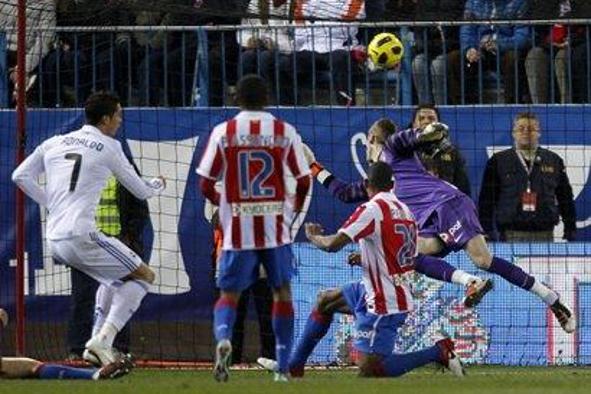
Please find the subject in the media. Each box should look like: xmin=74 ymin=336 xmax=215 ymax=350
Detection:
xmin=488 ymin=256 xmax=535 ymax=290
xmin=92 ymin=284 xmax=115 ymax=337
xmin=451 ymin=270 xmax=482 ymax=286
xmin=272 ymin=301 xmax=294 ymax=374
xmin=102 ymin=280 xmax=149 ymax=346
xmin=213 ymin=295 xmax=238 ymax=342
xmin=415 ymin=254 xmax=457 ymax=283
xmin=530 ymin=279 xmax=559 ymax=306
xmin=380 ymin=346 xmax=440 ymax=377
xmin=289 ymin=309 xmax=333 ymax=370
xmin=36 ymin=363 xmax=96 ymax=380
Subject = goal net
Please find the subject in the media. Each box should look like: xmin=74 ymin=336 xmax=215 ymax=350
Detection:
xmin=0 ymin=0 xmax=589 ymax=367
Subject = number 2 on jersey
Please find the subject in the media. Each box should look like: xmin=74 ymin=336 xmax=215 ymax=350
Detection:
xmin=394 ymin=222 xmax=417 ymax=268
xmin=65 ymin=153 xmax=82 ymax=192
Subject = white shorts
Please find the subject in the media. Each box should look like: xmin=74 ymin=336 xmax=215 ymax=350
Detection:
xmin=48 ymin=232 xmax=142 ymax=285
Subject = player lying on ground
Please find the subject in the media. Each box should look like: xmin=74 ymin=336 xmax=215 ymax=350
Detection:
xmin=305 ymin=119 xmax=576 ymax=333
xmin=260 ymin=162 xmax=464 ymax=378
xmin=11 ymin=92 xmax=166 ymax=367
xmin=0 ymin=308 xmax=132 ymax=380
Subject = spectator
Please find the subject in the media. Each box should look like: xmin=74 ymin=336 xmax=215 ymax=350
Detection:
xmin=55 ymin=1 xmax=135 ymax=105
xmin=204 ymin=198 xmax=275 ymax=364
xmin=68 ymin=163 xmax=150 ymax=359
xmin=410 ymin=0 xmax=463 ymax=105
xmin=0 ymin=0 xmax=56 ymax=106
xmin=131 ymin=0 xmax=197 ymax=106
xmin=565 ymin=0 xmax=591 ymax=103
xmin=525 ymin=0 xmax=586 ymax=103
xmin=478 ymin=112 xmax=577 ymax=242
xmin=447 ymin=0 xmax=531 ymax=104
xmin=194 ymin=0 xmax=248 ymax=106
xmin=238 ymin=0 xmax=293 ymax=105
xmin=284 ymin=0 xmax=366 ymax=105
xmin=408 ymin=104 xmax=471 ymax=196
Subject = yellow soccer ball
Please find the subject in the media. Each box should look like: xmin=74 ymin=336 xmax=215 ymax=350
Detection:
xmin=367 ymin=32 xmax=404 ymax=69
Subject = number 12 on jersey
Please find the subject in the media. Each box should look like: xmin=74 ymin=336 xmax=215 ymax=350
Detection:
xmin=235 ymin=149 xmax=284 ymax=202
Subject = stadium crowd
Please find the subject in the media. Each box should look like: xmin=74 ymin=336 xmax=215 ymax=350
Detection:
xmin=1 ymin=0 xmax=591 ymax=107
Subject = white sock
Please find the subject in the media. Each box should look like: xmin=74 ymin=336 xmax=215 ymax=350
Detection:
xmin=451 ymin=270 xmax=481 ymax=286
xmin=97 ymin=322 xmax=118 ymax=348
xmin=530 ymin=280 xmax=559 ymax=306
xmin=92 ymin=284 xmax=115 ymax=338
xmin=103 ymin=280 xmax=149 ymax=347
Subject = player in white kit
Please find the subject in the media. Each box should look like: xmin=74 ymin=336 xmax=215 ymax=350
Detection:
xmin=12 ymin=92 xmax=165 ymax=367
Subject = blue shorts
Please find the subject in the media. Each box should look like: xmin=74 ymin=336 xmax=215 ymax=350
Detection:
xmin=420 ymin=195 xmax=484 ymax=255
xmin=217 ymin=245 xmax=295 ymax=292
xmin=341 ymin=281 xmax=408 ymax=357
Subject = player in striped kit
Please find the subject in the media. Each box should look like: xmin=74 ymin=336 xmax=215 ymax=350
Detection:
xmin=197 ymin=75 xmax=311 ymax=382
xmin=259 ymin=162 xmax=464 ymax=378
xmin=12 ymin=92 xmax=166 ymax=367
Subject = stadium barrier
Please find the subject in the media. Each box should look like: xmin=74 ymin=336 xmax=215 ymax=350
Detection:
xmin=2 ymin=21 xmax=591 ymax=107
xmin=0 ymin=106 xmax=589 ymax=364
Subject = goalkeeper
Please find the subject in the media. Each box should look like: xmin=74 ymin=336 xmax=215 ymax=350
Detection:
xmin=0 ymin=308 xmax=131 ymax=380
xmin=305 ymin=119 xmax=576 ymax=334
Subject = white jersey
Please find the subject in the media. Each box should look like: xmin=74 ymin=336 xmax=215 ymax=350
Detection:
xmin=12 ymin=125 xmax=164 ymax=240
xmin=197 ymin=110 xmax=310 ymax=251
xmin=339 ymin=191 xmax=417 ymax=315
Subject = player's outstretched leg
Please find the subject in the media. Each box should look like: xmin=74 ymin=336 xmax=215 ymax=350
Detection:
xmin=465 ymin=235 xmax=576 ymax=333
xmin=288 ymin=307 xmax=333 ymax=376
xmin=34 ymin=357 xmax=133 ymax=380
xmin=415 ymin=254 xmax=494 ymax=307
xmin=212 ymin=293 xmax=239 ymax=382
xmin=86 ymin=279 xmax=150 ymax=366
xmin=363 ymin=338 xmax=464 ymax=378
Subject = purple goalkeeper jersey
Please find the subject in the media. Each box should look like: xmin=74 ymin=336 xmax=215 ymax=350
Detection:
xmin=327 ymin=129 xmax=464 ymax=227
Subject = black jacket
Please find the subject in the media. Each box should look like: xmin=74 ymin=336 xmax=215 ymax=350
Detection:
xmin=117 ymin=162 xmax=150 ymax=257
xmin=478 ymin=147 xmax=576 ymax=238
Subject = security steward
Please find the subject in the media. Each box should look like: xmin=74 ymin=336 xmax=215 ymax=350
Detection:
xmin=478 ymin=112 xmax=577 ymax=242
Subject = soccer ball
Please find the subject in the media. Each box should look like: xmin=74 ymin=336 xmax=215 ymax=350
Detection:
xmin=367 ymin=32 xmax=404 ymax=70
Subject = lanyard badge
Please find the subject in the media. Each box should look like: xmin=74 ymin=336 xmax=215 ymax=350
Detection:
xmin=517 ymin=150 xmax=537 ymax=212
xmin=521 ymin=187 xmax=537 ymax=212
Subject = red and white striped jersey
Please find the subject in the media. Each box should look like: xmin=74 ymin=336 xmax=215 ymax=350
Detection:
xmin=339 ymin=191 xmax=417 ymax=315
xmin=197 ymin=111 xmax=310 ymax=251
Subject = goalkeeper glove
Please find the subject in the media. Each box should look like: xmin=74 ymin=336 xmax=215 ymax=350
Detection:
xmin=417 ymin=122 xmax=449 ymax=143
xmin=303 ymin=143 xmax=327 ymax=178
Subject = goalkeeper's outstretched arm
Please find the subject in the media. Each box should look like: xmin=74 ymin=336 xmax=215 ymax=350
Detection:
xmin=302 ymin=143 xmax=368 ymax=204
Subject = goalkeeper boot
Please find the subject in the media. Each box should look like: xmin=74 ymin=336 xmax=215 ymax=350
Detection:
xmin=95 ymin=356 xmax=134 ymax=380
xmin=85 ymin=336 xmax=116 ymax=366
xmin=550 ymin=299 xmax=576 ymax=333
xmin=436 ymin=338 xmax=465 ymax=378
xmin=463 ymin=278 xmax=494 ymax=308
xmin=257 ymin=357 xmax=278 ymax=372
xmin=213 ymin=339 xmax=232 ymax=382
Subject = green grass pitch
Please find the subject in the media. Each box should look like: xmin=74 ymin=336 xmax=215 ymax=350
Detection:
xmin=1 ymin=366 xmax=590 ymax=394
